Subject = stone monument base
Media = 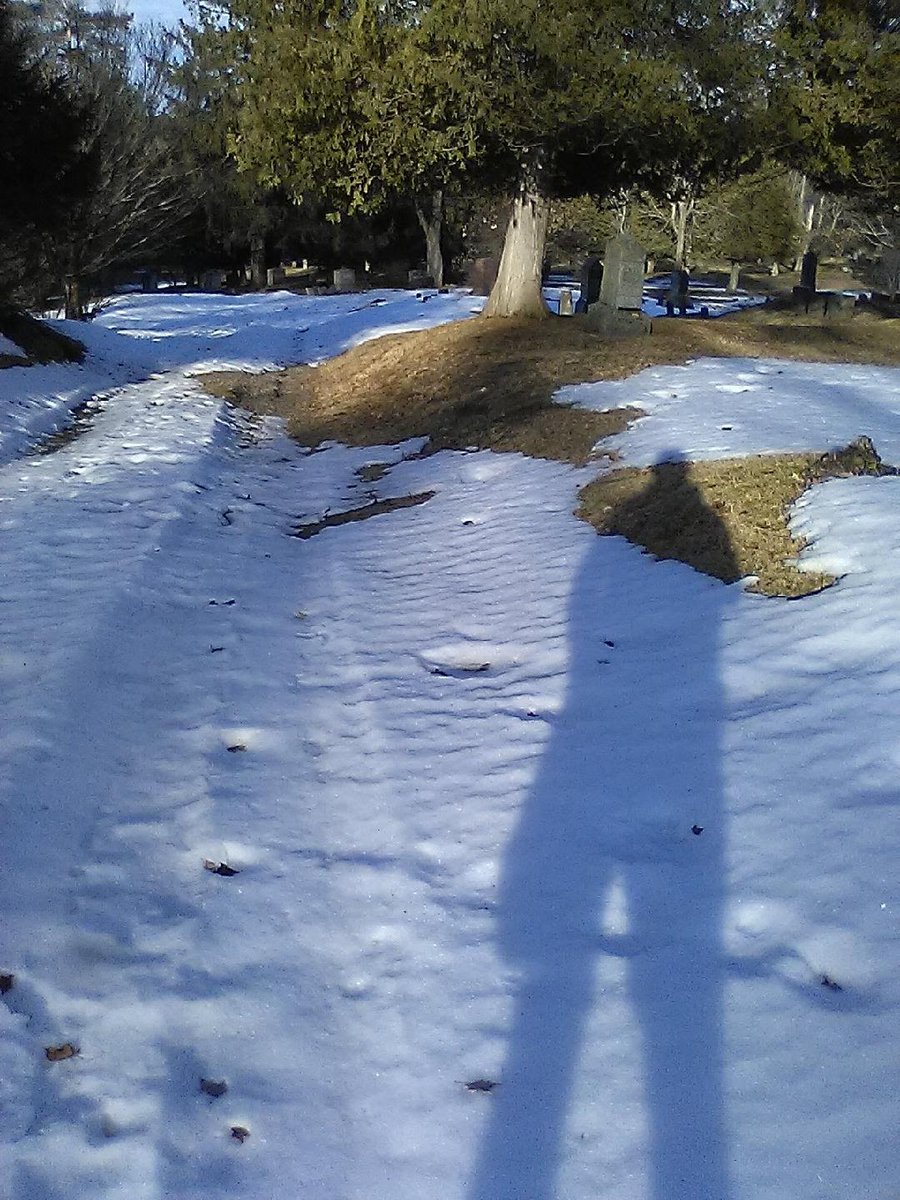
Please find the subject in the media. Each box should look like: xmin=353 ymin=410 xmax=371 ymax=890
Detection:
xmin=579 ymin=303 xmax=651 ymax=337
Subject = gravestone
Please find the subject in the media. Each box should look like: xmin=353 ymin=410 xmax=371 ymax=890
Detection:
xmin=599 ymin=232 xmax=645 ymax=311
xmin=800 ymin=251 xmax=818 ymax=292
xmin=333 ymin=267 xmax=356 ymax=291
xmin=876 ymin=248 xmax=900 ymax=299
xmin=266 ymin=266 xmax=286 ymax=287
xmin=579 ymin=256 xmax=603 ymax=308
xmin=792 ymin=251 xmax=819 ymax=309
xmin=201 ymin=269 xmax=227 ymax=292
xmin=823 ymin=292 xmax=854 ymax=321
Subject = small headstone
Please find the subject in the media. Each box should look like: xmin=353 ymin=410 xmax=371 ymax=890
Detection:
xmin=141 ymin=270 xmax=159 ymax=293
xmin=599 ymin=233 xmax=645 ymax=311
xmin=266 ymin=266 xmax=285 ymax=288
xmin=333 ymin=267 xmax=356 ymax=292
xmin=823 ymin=292 xmax=854 ymax=321
xmin=876 ymin=248 xmax=900 ymax=299
xmin=558 ymin=288 xmax=575 ymax=316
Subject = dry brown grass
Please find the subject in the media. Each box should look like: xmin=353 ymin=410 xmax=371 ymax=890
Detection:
xmin=200 ymin=303 xmax=900 ymax=465
xmin=577 ymin=438 xmax=890 ymax=596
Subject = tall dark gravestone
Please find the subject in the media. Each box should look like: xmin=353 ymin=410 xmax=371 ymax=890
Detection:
xmin=800 ymin=251 xmax=818 ymax=293
xmin=579 ymin=256 xmax=603 ymax=308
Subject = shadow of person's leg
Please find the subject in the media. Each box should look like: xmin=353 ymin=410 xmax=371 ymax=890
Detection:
xmin=468 ymin=958 xmax=596 ymax=1200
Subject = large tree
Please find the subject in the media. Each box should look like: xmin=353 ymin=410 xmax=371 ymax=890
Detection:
xmin=0 ymin=0 xmax=93 ymax=305
xmin=222 ymin=0 xmax=771 ymax=317
xmin=21 ymin=1 xmax=193 ymax=316
xmin=207 ymin=0 xmax=477 ymax=288
xmin=774 ymin=0 xmax=900 ymax=208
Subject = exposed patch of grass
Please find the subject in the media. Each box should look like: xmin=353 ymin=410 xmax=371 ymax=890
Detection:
xmin=577 ymin=437 xmax=891 ymax=597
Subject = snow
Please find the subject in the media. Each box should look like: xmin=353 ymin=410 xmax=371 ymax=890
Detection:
xmin=0 ymin=289 xmax=898 ymax=1200
xmin=0 ymin=334 xmax=26 ymax=360
xmin=560 ymin=356 xmax=900 ymax=463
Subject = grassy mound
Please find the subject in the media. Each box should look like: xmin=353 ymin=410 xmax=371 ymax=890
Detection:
xmin=0 ymin=307 xmax=84 ymax=366
xmin=201 ymin=304 xmax=900 ymax=464
xmin=578 ymin=437 xmax=890 ymax=597
xmin=201 ymin=303 xmax=900 ymax=596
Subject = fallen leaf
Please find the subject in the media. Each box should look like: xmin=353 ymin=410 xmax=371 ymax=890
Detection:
xmin=691 ymin=825 xmax=704 ymax=836
xmin=226 ymin=744 xmax=247 ymax=753
xmin=230 ymin=1125 xmax=250 ymax=1143
xmin=465 ymin=1079 xmax=499 ymax=1093
xmin=0 ymin=973 xmax=13 ymax=995
xmin=200 ymin=1078 xmax=228 ymax=1098
xmin=820 ymin=974 xmax=843 ymax=992
xmin=45 ymin=1043 xmax=79 ymax=1062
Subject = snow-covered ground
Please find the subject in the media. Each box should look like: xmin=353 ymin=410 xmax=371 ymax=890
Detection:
xmin=0 ymin=290 xmax=898 ymax=1200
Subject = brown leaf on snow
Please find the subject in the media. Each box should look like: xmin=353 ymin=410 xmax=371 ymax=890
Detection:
xmin=230 ymin=1125 xmax=250 ymax=1143
xmin=45 ymin=1043 xmax=79 ymax=1062
xmin=465 ymin=1079 xmax=499 ymax=1093
xmin=0 ymin=973 xmax=14 ymax=995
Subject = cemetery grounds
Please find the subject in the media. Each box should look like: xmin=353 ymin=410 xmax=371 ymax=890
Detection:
xmin=0 ymin=287 xmax=899 ymax=1199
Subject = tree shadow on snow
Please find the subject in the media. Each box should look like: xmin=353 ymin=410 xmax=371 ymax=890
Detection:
xmin=468 ymin=455 xmax=737 ymax=1200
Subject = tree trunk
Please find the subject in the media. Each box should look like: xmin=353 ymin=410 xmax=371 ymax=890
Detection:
xmin=64 ymin=276 xmax=84 ymax=321
xmin=414 ymin=190 xmax=444 ymax=288
xmin=484 ymin=161 xmax=550 ymax=320
xmin=672 ymin=196 xmax=694 ymax=269
xmin=791 ymin=173 xmax=816 ymax=270
xmin=249 ymin=231 xmax=266 ymax=290
xmin=727 ymin=261 xmax=741 ymax=292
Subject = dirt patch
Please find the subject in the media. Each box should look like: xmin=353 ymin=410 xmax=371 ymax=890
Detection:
xmin=292 ymin=491 xmax=436 ymax=539
xmin=577 ymin=437 xmax=891 ymax=597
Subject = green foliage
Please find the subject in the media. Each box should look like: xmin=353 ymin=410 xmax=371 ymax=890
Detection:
xmin=774 ymin=0 xmax=900 ymax=205
xmin=222 ymin=0 xmax=764 ymax=215
xmin=694 ymin=169 xmax=802 ymax=264
xmin=545 ymin=197 xmax=618 ymax=264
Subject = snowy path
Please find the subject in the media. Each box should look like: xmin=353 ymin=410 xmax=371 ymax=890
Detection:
xmin=0 ymin=292 xmax=898 ymax=1200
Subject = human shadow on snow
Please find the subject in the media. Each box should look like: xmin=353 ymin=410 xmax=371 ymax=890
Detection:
xmin=468 ymin=455 xmax=738 ymax=1200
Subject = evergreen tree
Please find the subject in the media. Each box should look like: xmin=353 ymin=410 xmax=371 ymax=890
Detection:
xmin=221 ymin=0 xmax=770 ymax=317
xmin=0 ymin=0 xmax=93 ymax=305
xmin=694 ymin=168 xmax=802 ymax=287
xmin=774 ymin=0 xmax=899 ymax=209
